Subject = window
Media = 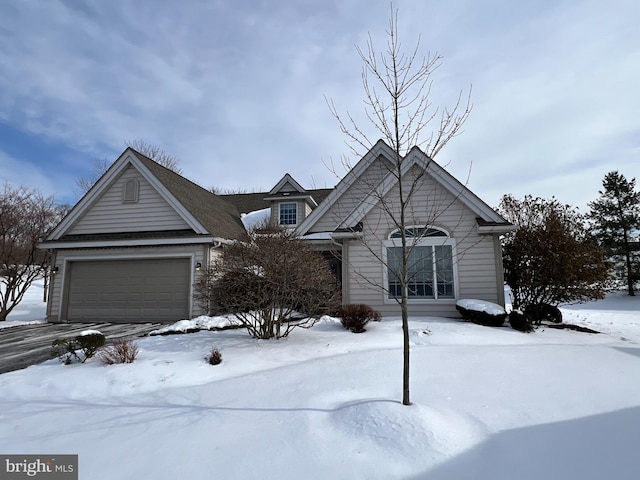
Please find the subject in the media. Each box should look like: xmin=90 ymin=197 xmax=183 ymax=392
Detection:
xmin=279 ymin=202 xmax=297 ymax=225
xmin=385 ymin=226 xmax=455 ymax=300
xmin=122 ymin=179 xmax=139 ymax=203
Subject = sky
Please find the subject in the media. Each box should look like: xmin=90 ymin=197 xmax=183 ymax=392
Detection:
xmin=0 ymin=0 xmax=638 ymax=211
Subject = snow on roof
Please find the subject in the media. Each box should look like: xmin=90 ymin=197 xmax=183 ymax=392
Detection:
xmin=241 ymin=208 xmax=270 ymax=230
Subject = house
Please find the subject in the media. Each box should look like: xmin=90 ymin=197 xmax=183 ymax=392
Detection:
xmin=41 ymin=140 xmax=513 ymax=323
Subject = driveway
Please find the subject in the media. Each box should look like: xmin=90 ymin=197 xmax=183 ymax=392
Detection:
xmin=0 ymin=322 xmax=164 ymax=374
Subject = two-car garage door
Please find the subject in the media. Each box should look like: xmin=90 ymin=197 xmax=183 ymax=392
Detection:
xmin=64 ymin=258 xmax=191 ymax=322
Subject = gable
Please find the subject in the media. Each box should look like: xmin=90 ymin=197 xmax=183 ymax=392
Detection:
xmin=302 ymin=144 xmax=394 ymax=234
xmin=362 ymin=163 xmax=480 ymax=238
xmin=66 ymin=165 xmax=191 ymax=235
xmin=300 ymin=140 xmax=511 ymax=235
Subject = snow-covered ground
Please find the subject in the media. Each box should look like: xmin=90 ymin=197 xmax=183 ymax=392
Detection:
xmin=1 ymin=282 xmax=640 ymax=479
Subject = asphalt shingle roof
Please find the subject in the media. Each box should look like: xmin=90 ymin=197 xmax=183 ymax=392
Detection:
xmin=133 ymin=151 xmax=248 ymax=241
xmin=220 ymin=188 xmax=334 ymax=214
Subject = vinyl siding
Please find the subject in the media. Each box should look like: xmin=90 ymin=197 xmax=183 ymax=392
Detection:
xmin=46 ymin=244 xmax=210 ymax=322
xmin=343 ymin=167 xmax=502 ymax=317
xmin=68 ymin=166 xmax=190 ymax=235
xmin=309 ymin=156 xmax=393 ymax=233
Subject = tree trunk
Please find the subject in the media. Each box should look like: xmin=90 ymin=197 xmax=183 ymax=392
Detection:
xmin=401 ymin=300 xmax=411 ymax=405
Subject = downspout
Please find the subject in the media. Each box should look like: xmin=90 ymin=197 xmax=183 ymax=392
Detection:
xmin=493 ymin=235 xmax=506 ymax=306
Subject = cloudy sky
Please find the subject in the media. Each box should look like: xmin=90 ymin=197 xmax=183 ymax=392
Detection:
xmin=1 ymin=0 xmax=638 ymax=211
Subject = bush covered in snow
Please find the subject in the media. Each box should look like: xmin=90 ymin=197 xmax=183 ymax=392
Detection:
xmin=455 ymin=299 xmax=507 ymax=327
xmin=98 ymin=339 xmax=140 ymax=365
xmin=51 ymin=330 xmax=106 ymax=364
xmin=338 ymin=304 xmax=381 ymax=333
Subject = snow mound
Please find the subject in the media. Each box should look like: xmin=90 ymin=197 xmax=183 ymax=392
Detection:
xmin=79 ymin=329 xmax=103 ymax=336
xmin=328 ymin=400 xmax=488 ymax=466
xmin=456 ymin=299 xmax=506 ymax=316
xmin=150 ymin=316 xmax=241 ymax=335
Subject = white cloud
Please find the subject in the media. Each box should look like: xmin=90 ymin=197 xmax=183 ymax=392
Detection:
xmin=0 ymin=0 xmax=638 ymax=210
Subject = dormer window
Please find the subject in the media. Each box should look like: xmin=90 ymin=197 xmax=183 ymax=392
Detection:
xmin=122 ymin=179 xmax=139 ymax=203
xmin=279 ymin=202 xmax=297 ymax=225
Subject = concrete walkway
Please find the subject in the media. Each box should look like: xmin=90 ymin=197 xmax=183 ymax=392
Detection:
xmin=0 ymin=322 xmax=164 ymax=374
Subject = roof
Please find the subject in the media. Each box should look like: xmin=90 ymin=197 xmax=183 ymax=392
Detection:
xmin=297 ymin=139 xmax=513 ymax=235
xmin=220 ymin=188 xmax=334 ymax=214
xmin=132 ymin=151 xmax=247 ymax=240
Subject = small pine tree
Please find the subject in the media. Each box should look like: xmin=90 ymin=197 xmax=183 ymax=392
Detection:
xmin=588 ymin=171 xmax=640 ymax=296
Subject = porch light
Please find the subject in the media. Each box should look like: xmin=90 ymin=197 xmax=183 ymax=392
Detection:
xmin=195 ymin=262 xmax=202 ymax=271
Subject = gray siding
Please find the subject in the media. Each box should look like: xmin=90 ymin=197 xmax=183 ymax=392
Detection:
xmin=309 ymin=156 xmax=393 ymax=233
xmin=47 ymin=244 xmax=209 ymax=322
xmin=343 ymin=168 xmax=502 ymax=317
xmin=68 ymin=166 xmax=190 ymax=235
xmin=271 ymin=200 xmax=306 ymax=226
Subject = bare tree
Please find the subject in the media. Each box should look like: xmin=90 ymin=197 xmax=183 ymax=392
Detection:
xmin=75 ymin=140 xmax=182 ymax=195
xmin=195 ymin=224 xmax=340 ymax=339
xmin=74 ymin=157 xmax=111 ymax=197
xmin=0 ymin=183 xmax=65 ymax=320
xmin=327 ymin=6 xmax=471 ymax=405
xmin=125 ymin=139 xmax=183 ymax=175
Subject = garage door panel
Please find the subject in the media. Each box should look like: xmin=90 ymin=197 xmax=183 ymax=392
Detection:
xmin=65 ymin=258 xmax=190 ymax=322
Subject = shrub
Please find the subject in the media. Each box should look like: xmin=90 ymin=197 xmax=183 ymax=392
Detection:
xmin=523 ymin=303 xmax=562 ymax=324
xmin=206 ymin=348 xmax=223 ymax=365
xmin=455 ymin=300 xmax=507 ymax=327
xmin=51 ymin=331 xmax=106 ymax=364
xmin=338 ymin=304 xmax=381 ymax=333
xmin=195 ymin=225 xmax=341 ymax=339
xmin=98 ymin=339 xmax=140 ymax=365
xmin=509 ymin=310 xmax=535 ymax=333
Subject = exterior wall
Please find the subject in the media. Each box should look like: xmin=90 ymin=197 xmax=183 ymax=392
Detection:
xmin=308 ymin=156 xmax=393 ymax=233
xmin=68 ymin=166 xmax=190 ymax=234
xmin=343 ymin=167 xmax=502 ymax=317
xmin=46 ymin=243 xmax=210 ymax=322
xmin=270 ymin=200 xmax=306 ymax=226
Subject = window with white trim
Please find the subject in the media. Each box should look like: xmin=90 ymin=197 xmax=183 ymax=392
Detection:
xmin=385 ymin=226 xmax=456 ymax=300
xmin=279 ymin=202 xmax=297 ymax=225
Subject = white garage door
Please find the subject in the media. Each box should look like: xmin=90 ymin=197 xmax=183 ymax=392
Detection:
xmin=65 ymin=258 xmax=191 ymax=322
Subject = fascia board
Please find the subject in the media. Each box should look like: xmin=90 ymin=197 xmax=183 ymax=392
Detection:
xmin=268 ymin=173 xmax=306 ymax=195
xmin=46 ymin=151 xmax=136 ymax=240
xmin=129 ymin=155 xmax=209 ymax=234
xmin=40 ymin=236 xmax=215 ymax=249
xmin=297 ymin=140 xmax=395 ymax=235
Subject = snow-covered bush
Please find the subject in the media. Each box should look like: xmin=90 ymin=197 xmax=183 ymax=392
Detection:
xmin=338 ymin=304 xmax=381 ymax=333
xmin=455 ymin=299 xmax=507 ymax=327
xmin=98 ymin=339 xmax=140 ymax=365
xmin=206 ymin=348 xmax=223 ymax=365
xmin=51 ymin=330 xmax=106 ymax=364
xmin=508 ymin=310 xmax=535 ymax=333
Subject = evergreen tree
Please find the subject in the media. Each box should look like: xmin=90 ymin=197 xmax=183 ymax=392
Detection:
xmin=588 ymin=171 xmax=640 ymax=296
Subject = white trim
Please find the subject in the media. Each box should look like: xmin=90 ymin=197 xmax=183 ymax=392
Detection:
xmin=477 ymin=224 xmax=517 ymax=234
xmin=41 ymin=236 xmax=215 ymax=249
xmin=268 ymin=173 xmax=306 ymax=195
xmin=339 ymin=146 xmax=509 ymax=230
xmin=382 ymin=236 xmax=459 ymax=304
xmin=58 ymin=252 xmax=196 ymax=321
xmin=46 ymin=148 xmax=209 ymax=240
xmin=297 ymin=140 xmax=394 ymax=235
